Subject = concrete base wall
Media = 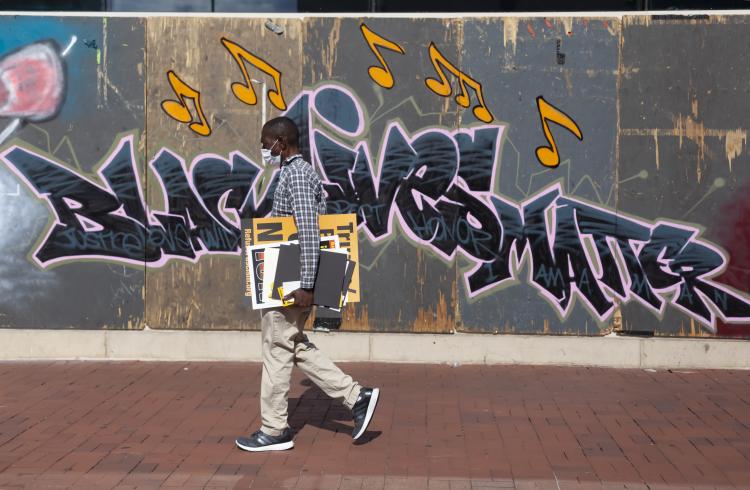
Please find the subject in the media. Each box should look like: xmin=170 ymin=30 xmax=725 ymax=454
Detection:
xmin=1 ymin=329 xmax=748 ymax=370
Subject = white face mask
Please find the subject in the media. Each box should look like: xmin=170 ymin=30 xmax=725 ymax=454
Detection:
xmin=261 ymin=139 xmax=281 ymax=166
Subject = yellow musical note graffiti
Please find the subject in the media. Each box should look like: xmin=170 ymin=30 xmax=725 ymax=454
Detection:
xmin=160 ymin=70 xmax=211 ymax=137
xmin=424 ymin=42 xmax=494 ymax=123
xmin=220 ymin=37 xmax=287 ymax=111
xmin=359 ymin=23 xmax=405 ymax=89
xmin=535 ymin=96 xmax=583 ymax=168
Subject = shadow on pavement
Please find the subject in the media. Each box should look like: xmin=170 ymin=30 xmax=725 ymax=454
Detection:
xmin=288 ymin=379 xmax=383 ymax=445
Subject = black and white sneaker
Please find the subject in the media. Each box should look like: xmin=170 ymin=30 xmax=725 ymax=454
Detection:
xmin=235 ymin=429 xmax=294 ymax=452
xmin=351 ymin=387 xmax=379 ymax=441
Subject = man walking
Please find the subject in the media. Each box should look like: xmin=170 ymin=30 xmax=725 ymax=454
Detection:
xmin=236 ymin=117 xmax=379 ymax=452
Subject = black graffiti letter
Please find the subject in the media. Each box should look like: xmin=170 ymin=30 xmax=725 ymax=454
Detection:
xmin=395 ymin=131 xmax=457 ymax=242
xmin=3 ymin=143 xmax=152 ymax=264
xmin=151 ymin=150 xmax=238 ymax=252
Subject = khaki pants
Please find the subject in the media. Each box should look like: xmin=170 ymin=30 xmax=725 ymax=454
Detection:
xmin=260 ymin=306 xmax=361 ymax=436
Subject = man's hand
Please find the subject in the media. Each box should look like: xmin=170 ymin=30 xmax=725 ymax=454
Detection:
xmin=283 ymin=288 xmax=314 ymax=307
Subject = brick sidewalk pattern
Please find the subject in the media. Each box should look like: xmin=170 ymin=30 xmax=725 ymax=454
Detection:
xmin=0 ymin=361 xmax=749 ymax=489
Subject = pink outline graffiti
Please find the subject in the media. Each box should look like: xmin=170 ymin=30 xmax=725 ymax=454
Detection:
xmin=298 ymin=84 xmax=750 ymax=330
xmin=0 ymin=133 xmax=271 ymax=269
xmin=0 ymin=134 xmax=147 ymax=269
xmin=484 ymin=184 xmax=750 ymax=331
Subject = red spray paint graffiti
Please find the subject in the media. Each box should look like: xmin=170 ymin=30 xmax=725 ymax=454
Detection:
xmin=0 ymin=41 xmax=65 ymax=121
xmin=715 ymin=182 xmax=750 ymax=337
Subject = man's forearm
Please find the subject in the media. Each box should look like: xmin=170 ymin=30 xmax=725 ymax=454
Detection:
xmin=299 ymin=234 xmax=319 ymax=289
xmin=296 ymin=211 xmax=319 ymax=289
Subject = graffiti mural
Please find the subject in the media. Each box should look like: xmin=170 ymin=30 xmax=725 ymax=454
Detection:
xmin=0 ymin=134 xmax=271 ymax=267
xmin=0 ymin=16 xmax=145 ymax=329
xmin=0 ymin=15 xmax=749 ymax=336
xmin=2 ymin=82 xmax=750 ymax=331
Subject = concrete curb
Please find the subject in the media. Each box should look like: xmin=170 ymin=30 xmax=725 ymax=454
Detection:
xmin=0 ymin=329 xmax=749 ymax=369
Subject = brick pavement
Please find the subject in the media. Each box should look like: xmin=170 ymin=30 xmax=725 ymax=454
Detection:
xmin=0 ymin=361 xmax=749 ymax=489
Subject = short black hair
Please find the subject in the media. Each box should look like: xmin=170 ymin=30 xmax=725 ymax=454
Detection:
xmin=262 ymin=116 xmax=299 ymax=147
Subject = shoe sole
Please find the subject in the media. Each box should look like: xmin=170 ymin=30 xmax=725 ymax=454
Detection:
xmin=353 ymin=388 xmax=379 ymax=441
xmin=235 ymin=439 xmax=294 ymax=452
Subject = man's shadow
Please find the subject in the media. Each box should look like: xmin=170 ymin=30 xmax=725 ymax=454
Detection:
xmin=288 ymin=379 xmax=381 ymax=445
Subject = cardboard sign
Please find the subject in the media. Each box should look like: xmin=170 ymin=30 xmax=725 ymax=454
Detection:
xmin=243 ymin=213 xmax=360 ymax=303
xmin=245 ymin=243 xmax=270 ymax=309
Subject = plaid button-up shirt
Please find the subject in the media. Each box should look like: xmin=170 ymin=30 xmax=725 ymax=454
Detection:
xmin=271 ymin=154 xmax=327 ymax=289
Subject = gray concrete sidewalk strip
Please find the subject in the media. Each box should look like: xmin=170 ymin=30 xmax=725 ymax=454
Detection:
xmin=0 ymin=329 xmax=749 ymax=369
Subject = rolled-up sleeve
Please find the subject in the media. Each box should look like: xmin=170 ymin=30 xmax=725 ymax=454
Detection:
xmin=288 ymin=167 xmax=319 ymax=289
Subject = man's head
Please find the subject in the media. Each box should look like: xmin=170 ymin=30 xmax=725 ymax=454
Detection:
xmin=261 ymin=116 xmax=299 ymax=164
